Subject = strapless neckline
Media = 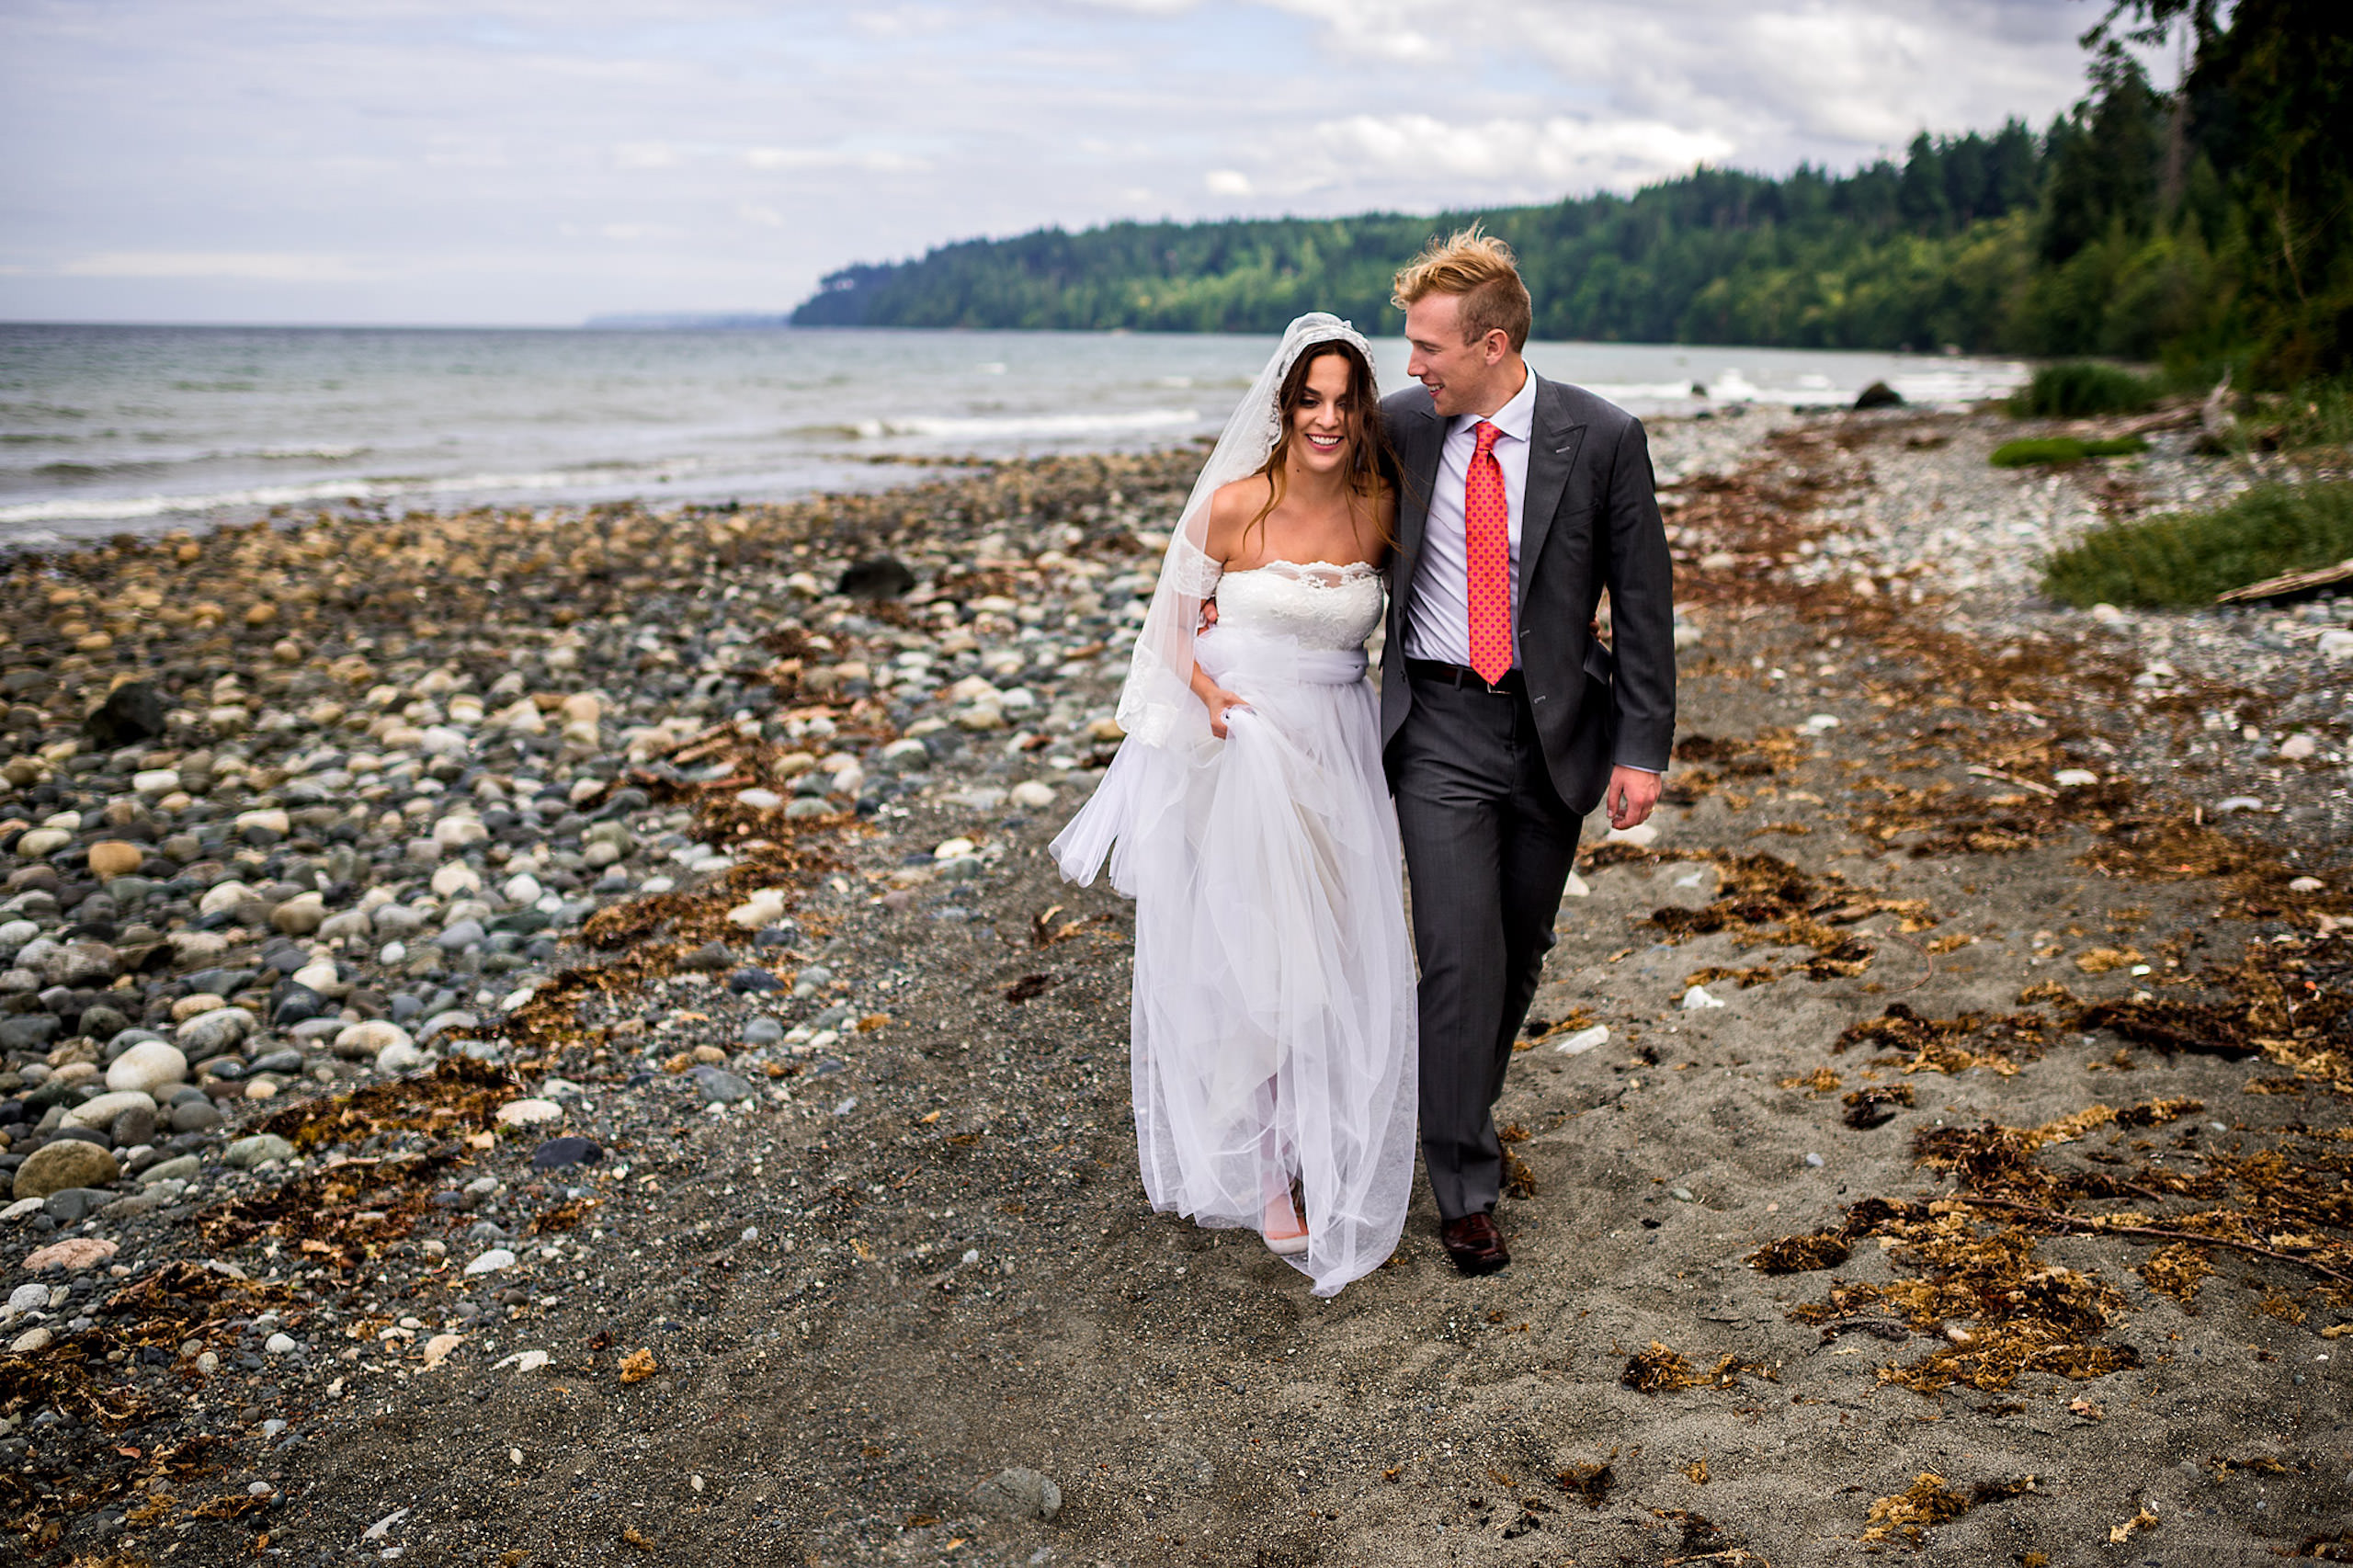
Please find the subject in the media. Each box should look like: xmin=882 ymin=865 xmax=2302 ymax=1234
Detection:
xmin=1223 ymin=558 xmax=1382 ymax=581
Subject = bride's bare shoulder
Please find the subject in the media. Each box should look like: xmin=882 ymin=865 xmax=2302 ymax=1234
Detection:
xmin=1208 ymin=473 xmax=1273 ymax=517
xmin=1201 ymin=474 xmax=1273 ymax=557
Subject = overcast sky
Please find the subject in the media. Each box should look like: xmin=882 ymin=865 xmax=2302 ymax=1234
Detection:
xmin=0 ymin=1 xmax=2158 ymax=326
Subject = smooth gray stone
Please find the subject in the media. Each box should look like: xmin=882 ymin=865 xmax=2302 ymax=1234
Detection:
xmin=139 ymin=1153 xmax=201 ymax=1187
xmin=102 ymin=1184 xmax=178 ymax=1220
xmin=223 ymin=1133 xmax=296 ymax=1169
xmin=42 ymin=1187 xmax=112 ymax=1223
xmin=416 ymin=1010 xmax=481 ymax=1046
xmin=686 ymin=1066 xmax=754 ymax=1104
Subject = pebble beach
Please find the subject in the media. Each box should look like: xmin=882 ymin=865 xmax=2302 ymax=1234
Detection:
xmin=3 ymin=402 xmax=2351 ymax=1564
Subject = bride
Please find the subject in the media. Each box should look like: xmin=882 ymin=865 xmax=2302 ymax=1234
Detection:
xmin=1051 ymin=313 xmax=1418 ymax=1297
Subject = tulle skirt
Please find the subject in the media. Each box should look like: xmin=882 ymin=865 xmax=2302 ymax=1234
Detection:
xmin=1051 ymin=629 xmax=1418 ymax=1296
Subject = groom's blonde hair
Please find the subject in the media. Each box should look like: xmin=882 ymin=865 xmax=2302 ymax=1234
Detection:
xmin=1392 ymin=225 xmax=1531 ymax=352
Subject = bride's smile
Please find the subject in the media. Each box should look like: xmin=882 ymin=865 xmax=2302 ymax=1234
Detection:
xmin=1288 ymin=355 xmax=1357 ymax=475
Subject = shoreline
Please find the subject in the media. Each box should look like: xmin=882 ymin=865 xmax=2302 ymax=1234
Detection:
xmin=3 ymin=411 xmax=2348 ymax=1562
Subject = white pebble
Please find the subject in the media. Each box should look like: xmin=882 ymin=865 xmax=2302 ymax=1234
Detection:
xmin=1680 ymin=984 xmax=1726 ymax=1010
xmin=464 ymin=1248 xmax=517 ymax=1276
xmin=2052 ymin=768 xmax=2099 ymax=788
xmin=1555 ymin=1024 xmax=1609 ymax=1055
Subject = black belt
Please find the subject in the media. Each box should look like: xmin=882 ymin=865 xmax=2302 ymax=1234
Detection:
xmin=1405 ymin=658 xmax=1524 ymax=695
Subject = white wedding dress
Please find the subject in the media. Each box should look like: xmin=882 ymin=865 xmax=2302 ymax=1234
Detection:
xmin=1052 ymin=559 xmax=1418 ymax=1296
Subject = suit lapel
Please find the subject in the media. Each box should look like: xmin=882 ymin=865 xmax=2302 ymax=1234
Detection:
xmin=1518 ymin=375 xmax=1587 ymax=617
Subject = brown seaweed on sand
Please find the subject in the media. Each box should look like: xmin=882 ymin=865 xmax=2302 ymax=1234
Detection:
xmin=1621 ymin=1341 xmax=1780 ymax=1394
xmin=1858 ymin=1472 xmax=2038 ymax=1549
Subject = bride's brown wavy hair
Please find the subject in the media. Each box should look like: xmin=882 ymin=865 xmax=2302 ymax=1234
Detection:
xmin=1245 ymin=338 xmax=1399 ymax=555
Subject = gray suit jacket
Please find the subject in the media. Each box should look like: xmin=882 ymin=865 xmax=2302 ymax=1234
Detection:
xmin=1379 ymin=373 xmax=1677 ymax=814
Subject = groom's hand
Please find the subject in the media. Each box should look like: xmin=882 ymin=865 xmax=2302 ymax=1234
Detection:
xmin=1605 ymin=767 xmax=1663 ymax=832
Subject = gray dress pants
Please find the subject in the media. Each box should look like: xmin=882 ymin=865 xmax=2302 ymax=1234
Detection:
xmin=1392 ymin=669 xmax=1585 ymax=1222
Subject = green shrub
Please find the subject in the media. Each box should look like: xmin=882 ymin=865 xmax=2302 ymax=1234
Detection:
xmin=2008 ymin=362 xmax=2164 ymax=417
xmin=1990 ymin=435 xmax=2150 ymax=468
xmin=2041 ymin=482 xmax=2353 ymax=607
xmin=2262 ymin=375 xmax=2353 ymax=451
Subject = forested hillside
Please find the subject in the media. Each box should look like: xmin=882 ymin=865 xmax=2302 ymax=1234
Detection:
xmin=794 ymin=1 xmax=2346 ymax=385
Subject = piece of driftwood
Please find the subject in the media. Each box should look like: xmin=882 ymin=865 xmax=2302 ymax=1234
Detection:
xmin=2214 ymin=556 xmax=2353 ymax=605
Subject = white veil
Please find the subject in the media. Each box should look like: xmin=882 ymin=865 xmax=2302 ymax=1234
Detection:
xmin=1116 ymin=312 xmax=1380 ymax=750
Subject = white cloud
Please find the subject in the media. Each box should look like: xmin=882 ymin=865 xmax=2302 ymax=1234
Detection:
xmin=0 ymin=0 xmax=2135 ymax=324
xmin=743 ymin=145 xmax=929 ymax=173
xmin=58 ymin=251 xmax=378 ymax=281
xmin=1311 ymin=114 xmax=1738 ymax=197
xmin=1264 ymin=0 xmax=1446 ymax=62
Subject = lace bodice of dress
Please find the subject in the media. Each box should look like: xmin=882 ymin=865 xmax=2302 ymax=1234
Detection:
xmin=1212 ymin=561 xmax=1384 ymax=652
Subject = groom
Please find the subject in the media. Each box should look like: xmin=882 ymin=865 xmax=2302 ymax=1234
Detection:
xmin=1380 ymin=228 xmax=1676 ymax=1276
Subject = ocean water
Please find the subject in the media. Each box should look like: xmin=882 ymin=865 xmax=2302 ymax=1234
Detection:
xmin=0 ymin=324 xmax=2027 ymax=549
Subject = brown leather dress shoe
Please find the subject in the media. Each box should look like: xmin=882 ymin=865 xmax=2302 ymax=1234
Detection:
xmin=1439 ymin=1212 xmax=1510 ymax=1276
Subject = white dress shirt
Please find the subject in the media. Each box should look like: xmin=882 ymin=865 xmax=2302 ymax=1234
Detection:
xmin=1402 ymin=366 xmax=1537 ymax=668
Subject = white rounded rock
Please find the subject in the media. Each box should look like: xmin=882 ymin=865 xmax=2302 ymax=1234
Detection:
xmin=728 ymin=890 xmax=789 ymax=929
xmin=2280 ymin=733 xmax=2319 ymax=761
xmin=500 ymin=872 xmax=543 ymax=906
xmin=107 ymin=1040 xmax=188 ymax=1095
xmin=317 ymin=908 xmax=373 ymax=942
xmin=434 ymin=815 xmax=489 ymax=849
xmin=176 ymin=1006 xmax=256 ymax=1054
xmin=375 ymin=1040 xmax=426 ymax=1074
xmin=62 ymin=1089 xmax=158 ymax=1130
xmin=494 ymin=1098 xmax=563 ymax=1127
xmin=430 ymin=863 xmax=483 ymax=898
xmin=334 ymin=1020 xmax=414 ymax=1061
xmin=199 ymin=881 xmax=256 ymax=917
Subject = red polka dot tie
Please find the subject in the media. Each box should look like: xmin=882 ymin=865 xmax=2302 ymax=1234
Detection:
xmin=1464 ymin=419 xmax=1511 ymax=685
